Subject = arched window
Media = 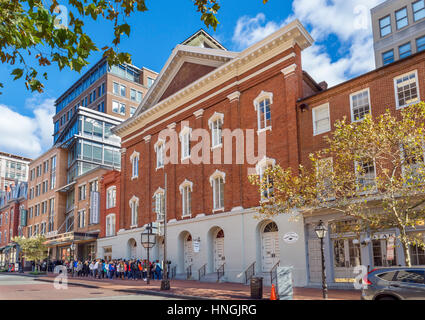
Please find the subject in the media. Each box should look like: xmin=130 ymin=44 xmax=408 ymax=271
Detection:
xmin=179 ymin=180 xmax=193 ymax=217
xmin=208 ymin=112 xmax=224 ymax=148
xmin=106 ymin=214 xmax=116 ymax=237
xmin=264 ymin=222 xmax=278 ymax=233
xmin=153 ymin=188 xmax=165 ymax=221
xmin=256 ymin=156 xmax=276 ymax=199
xmin=179 ymin=126 xmax=192 ymax=160
xmin=216 ymin=229 xmax=224 ymax=238
xmin=129 ymin=196 xmax=139 ymax=227
xmin=106 ymin=186 xmax=117 ymax=209
xmin=130 ymin=151 xmax=140 ymax=179
xmin=254 ymin=91 xmax=273 ymax=132
xmin=209 ymin=170 xmax=225 ymax=211
xmin=154 ymin=139 xmax=165 ymax=169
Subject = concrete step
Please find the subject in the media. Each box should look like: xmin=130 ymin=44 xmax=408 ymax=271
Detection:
xmin=199 ymin=272 xmax=225 ymax=283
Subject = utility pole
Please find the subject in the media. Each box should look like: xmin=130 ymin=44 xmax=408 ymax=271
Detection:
xmin=161 ymin=173 xmax=170 ymax=290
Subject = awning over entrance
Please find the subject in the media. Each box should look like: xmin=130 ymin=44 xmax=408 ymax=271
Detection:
xmin=44 ymin=231 xmax=99 ymax=247
xmin=57 ymin=181 xmax=76 ymax=193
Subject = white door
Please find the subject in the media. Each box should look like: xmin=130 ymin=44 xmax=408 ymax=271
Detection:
xmin=184 ymin=236 xmax=193 ymax=269
xmin=261 ymin=231 xmax=280 ymax=272
xmin=308 ymin=239 xmax=322 ymax=283
xmin=214 ymin=232 xmax=225 ymax=270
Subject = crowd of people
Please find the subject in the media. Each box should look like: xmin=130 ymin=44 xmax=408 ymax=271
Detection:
xmin=47 ymin=259 xmax=171 ymax=281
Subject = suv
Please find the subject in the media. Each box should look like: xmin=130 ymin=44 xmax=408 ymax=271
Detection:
xmin=362 ymin=267 xmax=425 ymax=300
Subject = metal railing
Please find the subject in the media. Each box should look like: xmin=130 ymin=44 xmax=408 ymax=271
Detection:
xmin=270 ymin=260 xmax=280 ymax=286
xmin=186 ymin=265 xmax=192 ymax=280
xmin=217 ymin=263 xmax=225 ymax=282
xmin=198 ymin=263 xmax=207 ymax=281
xmin=171 ymin=266 xmax=177 ymax=279
xmin=244 ymin=261 xmax=256 ymax=284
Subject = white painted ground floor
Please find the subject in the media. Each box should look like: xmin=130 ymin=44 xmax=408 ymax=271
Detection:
xmin=97 ymin=207 xmax=309 ymax=286
xmin=95 ymin=208 xmax=425 ymax=288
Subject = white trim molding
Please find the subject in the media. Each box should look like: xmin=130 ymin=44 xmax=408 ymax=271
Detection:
xmin=153 ymin=187 xmax=165 ymax=197
xmin=253 ymin=91 xmax=274 ymax=111
xmin=179 ymin=179 xmax=194 ymax=193
xmin=193 ymin=109 xmax=204 ymax=119
xmin=227 ymin=91 xmax=241 ymax=102
xmin=143 ymin=135 xmax=151 ymax=143
xmin=255 ymin=156 xmax=276 ymax=175
xmin=209 ymin=169 xmax=226 ymax=186
xmin=281 ymin=63 xmax=297 ymax=77
xmin=208 ymin=112 xmax=225 ymax=129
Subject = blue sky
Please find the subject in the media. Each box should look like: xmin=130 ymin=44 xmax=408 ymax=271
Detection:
xmin=0 ymin=0 xmax=385 ymax=159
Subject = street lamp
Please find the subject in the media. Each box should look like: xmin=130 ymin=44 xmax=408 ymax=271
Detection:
xmin=161 ymin=173 xmax=170 ymax=291
xmin=315 ymin=220 xmax=328 ymax=300
xmin=70 ymin=242 xmax=75 ymax=277
xmin=141 ymin=223 xmax=156 ymax=285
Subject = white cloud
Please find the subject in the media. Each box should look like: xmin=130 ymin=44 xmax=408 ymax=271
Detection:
xmin=0 ymin=97 xmax=55 ymax=159
xmin=231 ymin=0 xmax=386 ymax=87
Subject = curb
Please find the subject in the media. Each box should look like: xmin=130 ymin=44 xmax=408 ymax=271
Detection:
xmin=34 ymin=277 xmax=214 ymax=300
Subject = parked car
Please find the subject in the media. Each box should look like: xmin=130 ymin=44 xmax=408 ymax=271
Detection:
xmin=362 ymin=267 xmax=425 ymax=300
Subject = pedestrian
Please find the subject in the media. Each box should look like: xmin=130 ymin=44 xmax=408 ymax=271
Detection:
xmin=97 ymin=259 xmax=103 ymax=279
xmin=155 ymin=260 xmax=162 ymax=280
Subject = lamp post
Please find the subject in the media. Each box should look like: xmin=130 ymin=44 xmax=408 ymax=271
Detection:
xmin=315 ymin=220 xmax=328 ymax=300
xmin=161 ymin=173 xmax=170 ymax=291
xmin=70 ymin=242 xmax=75 ymax=277
xmin=141 ymin=223 xmax=156 ymax=285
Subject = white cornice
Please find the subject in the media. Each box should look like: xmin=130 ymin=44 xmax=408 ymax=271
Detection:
xmin=281 ymin=63 xmax=297 ymax=76
xmin=193 ymin=109 xmax=204 ymax=118
xmin=227 ymin=91 xmax=241 ymax=102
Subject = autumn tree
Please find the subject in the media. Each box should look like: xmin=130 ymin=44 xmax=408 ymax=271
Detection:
xmin=13 ymin=235 xmax=48 ymax=272
xmin=250 ymin=102 xmax=425 ymax=266
xmin=0 ymin=0 xmax=240 ymax=93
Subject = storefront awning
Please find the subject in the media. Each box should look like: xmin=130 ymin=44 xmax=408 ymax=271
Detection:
xmin=57 ymin=181 xmax=76 ymax=193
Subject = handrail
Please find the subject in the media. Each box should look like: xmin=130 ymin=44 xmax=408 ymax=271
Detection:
xmin=244 ymin=261 xmax=256 ymax=284
xmin=217 ymin=263 xmax=225 ymax=282
xmin=270 ymin=260 xmax=280 ymax=285
xmin=198 ymin=263 xmax=207 ymax=281
xmin=186 ymin=265 xmax=192 ymax=280
xmin=171 ymin=265 xmax=177 ymax=279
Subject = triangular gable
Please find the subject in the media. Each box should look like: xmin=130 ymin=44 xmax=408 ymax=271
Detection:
xmin=181 ymin=29 xmax=227 ymax=50
xmin=134 ymin=44 xmax=238 ymax=116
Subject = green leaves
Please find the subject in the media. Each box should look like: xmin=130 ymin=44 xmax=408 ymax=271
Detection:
xmin=0 ymin=0 xmax=268 ymax=93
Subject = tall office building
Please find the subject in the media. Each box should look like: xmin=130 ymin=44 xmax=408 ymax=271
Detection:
xmin=372 ymin=0 xmax=425 ymax=67
xmin=24 ymin=57 xmax=157 ymax=261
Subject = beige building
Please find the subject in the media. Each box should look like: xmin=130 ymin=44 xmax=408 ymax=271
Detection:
xmin=372 ymin=0 xmax=425 ymax=67
xmin=26 ymin=148 xmax=67 ymax=253
xmin=0 ymin=152 xmax=31 ymax=191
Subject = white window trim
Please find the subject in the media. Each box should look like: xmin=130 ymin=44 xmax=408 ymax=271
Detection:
xmin=106 ymin=186 xmax=117 ymax=209
xmin=349 ymin=88 xmax=371 ymax=123
xmin=154 ymin=138 xmax=165 ymax=170
xmin=394 ymin=70 xmax=420 ymax=110
xmin=312 ymin=103 xmax=331 ymax=136
xmin=179 ymin=180 xmax=193 ymax=218
xmin=153 ymin=188 xmax=165 ymax=221
xmin=253 ymin=91 xmax=273 ymax=133
xmin=208 ymin=112 xmax=224 ymax=149
xmin=255 ymin=156 xmax=276 ymax=202
xmin=112 ymin=100 xmax=126 ymax=115
xmin=354 ymin=159 xmax=377 ymax=194
xmin=129 ymin=195 xmax=139 ymax=228
xmin=130 ymin=151 xmax=140 ymax=179
xmin=179 ymin=126 xmax=192 ymax=161
xmin=106 ymin=213 xmax=116 ymax=237
xmin=209 ymin=170 xmax=225 ymax=212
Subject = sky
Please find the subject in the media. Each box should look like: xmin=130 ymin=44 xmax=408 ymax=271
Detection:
xmin=0 ymin=0 xmax=385 ymax=159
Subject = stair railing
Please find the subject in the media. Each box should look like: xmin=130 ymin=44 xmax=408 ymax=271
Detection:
xmin=217 ymin=263 xmax=225 ymax=282
xmin=198 ymin=263 xmax=207 ymax=281
xmin=270 ymin=260 xmax=280 ymax=286
xmin=244 ymin=261 xmax=256 ymax=284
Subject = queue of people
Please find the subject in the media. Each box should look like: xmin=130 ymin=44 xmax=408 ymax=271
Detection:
xmin=51 ymin=259 xmax=171 ymax=281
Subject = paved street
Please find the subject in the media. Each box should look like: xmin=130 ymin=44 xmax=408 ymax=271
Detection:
xmin=0 ymin=273 xmax=361 ymax=300
xmin=0 ymin=274 xmax=181 ymax=300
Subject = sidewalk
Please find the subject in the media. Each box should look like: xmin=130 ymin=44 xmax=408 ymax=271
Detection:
xmin=28 ymin=272 xmax=360 ymax=300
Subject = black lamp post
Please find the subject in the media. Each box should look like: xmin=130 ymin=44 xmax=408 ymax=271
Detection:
xmin=141 ymin=223 xmax=156 ymax=285
xmin=315 ymin=220 xmax=328 ymax=300
xmin=70 ymin=242 xmax=75 ymax=277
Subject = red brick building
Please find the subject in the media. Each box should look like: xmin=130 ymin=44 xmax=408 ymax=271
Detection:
xmin=297 ymin=50 xmax=425 ymax=287
xmin=101 ymin=23 xmax=321 ymax=285
xmin=0 ymin=182 xmax=28 ymax=268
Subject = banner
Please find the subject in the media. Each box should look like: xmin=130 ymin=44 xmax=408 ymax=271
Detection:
xmin=20 ymin=209 xmax=27 ymax=227
xmin=90 ymin=191 xmax=100 ymax=224
xmin=387 ymin=236 xmax=395 ymax=261
xmin=193 ymin=240 xmax=200 ymax=253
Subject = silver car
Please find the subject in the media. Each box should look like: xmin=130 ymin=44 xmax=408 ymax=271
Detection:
xmin=362 ymin=267 xmax=425 ymax=300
